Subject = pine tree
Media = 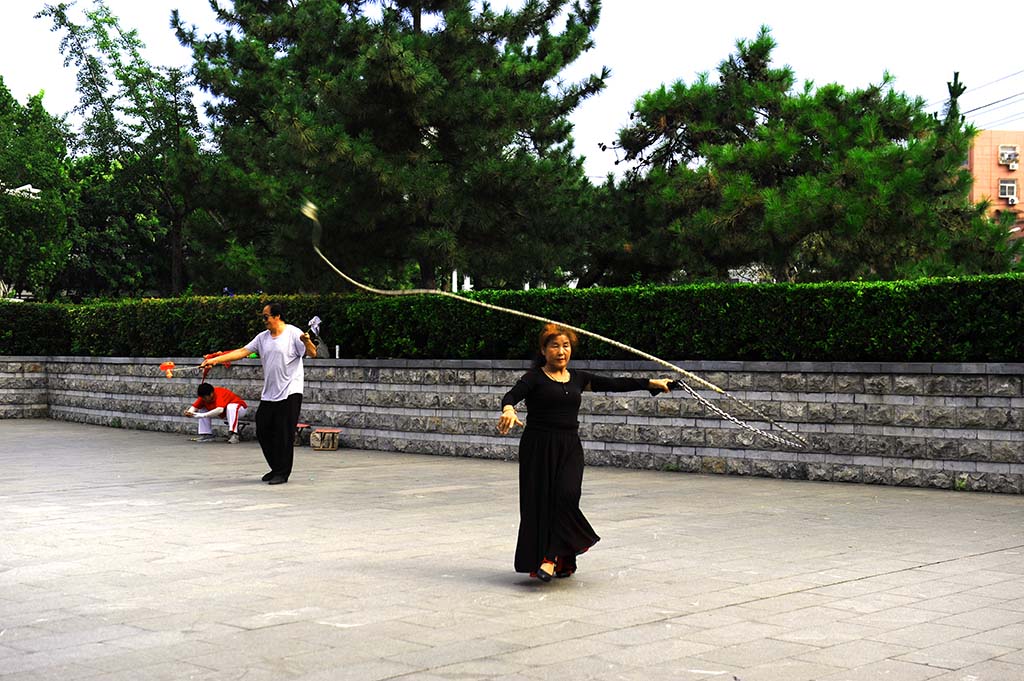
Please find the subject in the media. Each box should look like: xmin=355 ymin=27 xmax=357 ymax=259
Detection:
xmin=602 ymin=27 xmax=1020 ymax=283
xmin=175 ymin=0 xmax=607 ymax=290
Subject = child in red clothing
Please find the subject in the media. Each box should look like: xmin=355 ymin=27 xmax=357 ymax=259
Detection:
xmin=184 ymin=384 xmax=248 ymax=443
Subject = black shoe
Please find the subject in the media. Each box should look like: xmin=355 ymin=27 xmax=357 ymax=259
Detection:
xmin=261 ymin=471 xmax=275 ymax=482
xmin=267 ymin=475 xmax=288 ymax=485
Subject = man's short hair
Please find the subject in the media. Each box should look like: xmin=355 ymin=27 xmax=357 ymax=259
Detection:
xmin=197 ymin=383 xmax=214 ymax=398
xmin=265 ymin=301 xmax=284 ymax=318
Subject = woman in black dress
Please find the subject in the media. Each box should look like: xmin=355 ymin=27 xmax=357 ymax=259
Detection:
xmin=498 ymin=323 xmax=671 ymax=582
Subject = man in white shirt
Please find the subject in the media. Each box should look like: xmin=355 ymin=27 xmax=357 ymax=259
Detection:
xmin=201 ymin=302 xmax=317 ymax=484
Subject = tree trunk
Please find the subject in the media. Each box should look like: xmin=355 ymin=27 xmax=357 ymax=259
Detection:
xmin=575 ymin=267 xmax=604 ymax=288
xmin=170 ymin=215 xmax=184 ymax=295
xmin=418 ymin=256 xmax=437 ymax=289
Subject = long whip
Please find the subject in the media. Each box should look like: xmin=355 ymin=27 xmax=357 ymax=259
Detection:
xmin=301 ymin=201 xmax=807 ymax=449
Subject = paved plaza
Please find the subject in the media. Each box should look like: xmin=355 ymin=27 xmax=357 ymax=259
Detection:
xmin=2 ymin=419 xmax=1024 ymax=681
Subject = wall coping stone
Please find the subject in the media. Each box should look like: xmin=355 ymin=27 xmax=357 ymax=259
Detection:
xmin=8 ymin=356 xmax=1024 ymax=376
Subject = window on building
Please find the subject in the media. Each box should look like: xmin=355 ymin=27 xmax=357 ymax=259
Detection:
xmin=998 ymin=145 xmax=1020 ymax=164
xmin=999 ymin=179 xmax=1018 ymax=198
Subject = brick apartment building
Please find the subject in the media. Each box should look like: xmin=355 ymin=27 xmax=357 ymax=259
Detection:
xmin=968 ymin=129 xmax=1024 ymax=235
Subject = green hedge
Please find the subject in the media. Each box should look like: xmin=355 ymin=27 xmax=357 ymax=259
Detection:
xmin=0 ymin=302 xmax=71 ymax=355
xmin=3 ymin=274 xmax=1023 ymax=362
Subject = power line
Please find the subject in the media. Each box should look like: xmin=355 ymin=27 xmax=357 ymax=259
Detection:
xmin=926 ymin=68 xmax=1024 ymax=107
xmin=971 ymin=92 xmax=1024 ymax=116
xmin=972 ymin=110 xmax=1024 ymax=128
xmin=963 ymin=90 xmax=1024 ymax=115
xmin=972 ymin=112 xmax=1024 ymax=128
xmin=974 ymin=109 xmax=1024 ymax=129
xmin=968 ymin=68 xmax=1024 ymax=94
xmin=969 ymin=95 xmax=1024 ymax=128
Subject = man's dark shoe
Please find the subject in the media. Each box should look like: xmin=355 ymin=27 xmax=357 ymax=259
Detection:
xmin=261 ymin=471 xmax=275 ymax=482
xmin=267 ymin=475 xmax=288 ymax=485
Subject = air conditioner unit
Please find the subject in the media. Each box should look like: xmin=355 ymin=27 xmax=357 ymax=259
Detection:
xmin=1010 ymin=162 xmax=1020 ymax=171
xmin=1010 ymin=196 xmax=1020 ymax=205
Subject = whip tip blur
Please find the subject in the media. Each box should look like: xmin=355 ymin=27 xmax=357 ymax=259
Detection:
xmin=300 ymin=200 xmax=319 ymax=222
xmin=301 ymin=200 xmax=322 ymax=249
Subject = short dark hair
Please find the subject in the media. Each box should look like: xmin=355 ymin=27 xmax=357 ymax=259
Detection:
xmin=265 ymin=301 xmax=284 ymax=318
xmin=197 ymin=383 xmax=214 ymax=398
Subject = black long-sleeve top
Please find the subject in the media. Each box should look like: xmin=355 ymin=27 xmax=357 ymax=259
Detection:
xmin=501 ymin=369 xmax=649 ymax=431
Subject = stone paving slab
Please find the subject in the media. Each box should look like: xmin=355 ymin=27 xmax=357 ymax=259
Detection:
xmin=1 ymin=419 xmax=1023 ymax=681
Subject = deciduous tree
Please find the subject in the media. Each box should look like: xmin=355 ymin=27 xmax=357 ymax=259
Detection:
xmin=41 ymin=0 xmax=208 ymax=296
xmin=0 ymin=78 xmax=73 ymax=298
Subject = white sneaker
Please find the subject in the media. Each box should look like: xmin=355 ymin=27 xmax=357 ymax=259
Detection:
xmin=227 ymin=433 xmax=239 ymax=444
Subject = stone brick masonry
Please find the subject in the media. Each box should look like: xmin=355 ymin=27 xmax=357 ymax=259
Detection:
xmin=2 ymin=356 xmax=1022 ymax=493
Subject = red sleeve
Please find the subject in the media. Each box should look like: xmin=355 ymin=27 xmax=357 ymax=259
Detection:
xmin=191 ymin=397 xmax=203 ymax=409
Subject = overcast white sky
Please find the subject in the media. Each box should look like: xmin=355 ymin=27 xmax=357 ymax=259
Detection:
xmin=3 ymin=0 xmax=1024 ymax=179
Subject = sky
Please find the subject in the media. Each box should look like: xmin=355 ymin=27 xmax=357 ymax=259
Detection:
xmin=3 ymin=0 xmax=1024 ymax=180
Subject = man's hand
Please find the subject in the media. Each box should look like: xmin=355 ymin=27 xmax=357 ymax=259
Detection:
xmin=300 ymin=332 xmax=317 ymax=358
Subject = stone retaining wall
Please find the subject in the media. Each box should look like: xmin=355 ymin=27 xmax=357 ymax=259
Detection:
xmin=2 ymin=356 xmax=1023 ymax=493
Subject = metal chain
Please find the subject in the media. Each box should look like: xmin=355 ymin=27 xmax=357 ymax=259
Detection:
xmin=671 ymin=379 xmax=803 ymax=449
xmin=167 ymin=365 xmax=204 ymax=375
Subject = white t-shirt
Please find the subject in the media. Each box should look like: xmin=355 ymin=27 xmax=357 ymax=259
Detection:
xmin=245 ymin=324 xmax=306 ymax=401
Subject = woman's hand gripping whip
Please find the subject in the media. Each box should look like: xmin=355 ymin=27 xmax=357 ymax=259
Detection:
xmin=302 ymin=201 xmax=808 ymax=449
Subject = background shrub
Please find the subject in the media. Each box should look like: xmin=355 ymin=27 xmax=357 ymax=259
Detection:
xmin=0 ymin=302 xmax=70 ymax=355
xmin=2 ymin=275 xmax=1022 ymax=362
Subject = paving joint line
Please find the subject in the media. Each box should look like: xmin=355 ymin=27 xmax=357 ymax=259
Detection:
xmin=379 ymin=541 xmax=1024 ymax=679
xmin=691 ymin=541 xmax=1024 ymax=616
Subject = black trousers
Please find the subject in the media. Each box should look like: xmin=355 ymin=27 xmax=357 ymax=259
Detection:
xmin=255 ymin=393 xmax=303 ymax=478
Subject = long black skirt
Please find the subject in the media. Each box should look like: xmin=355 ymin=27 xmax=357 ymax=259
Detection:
xmin=514 ymin=426 xmax=600 ymax=574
